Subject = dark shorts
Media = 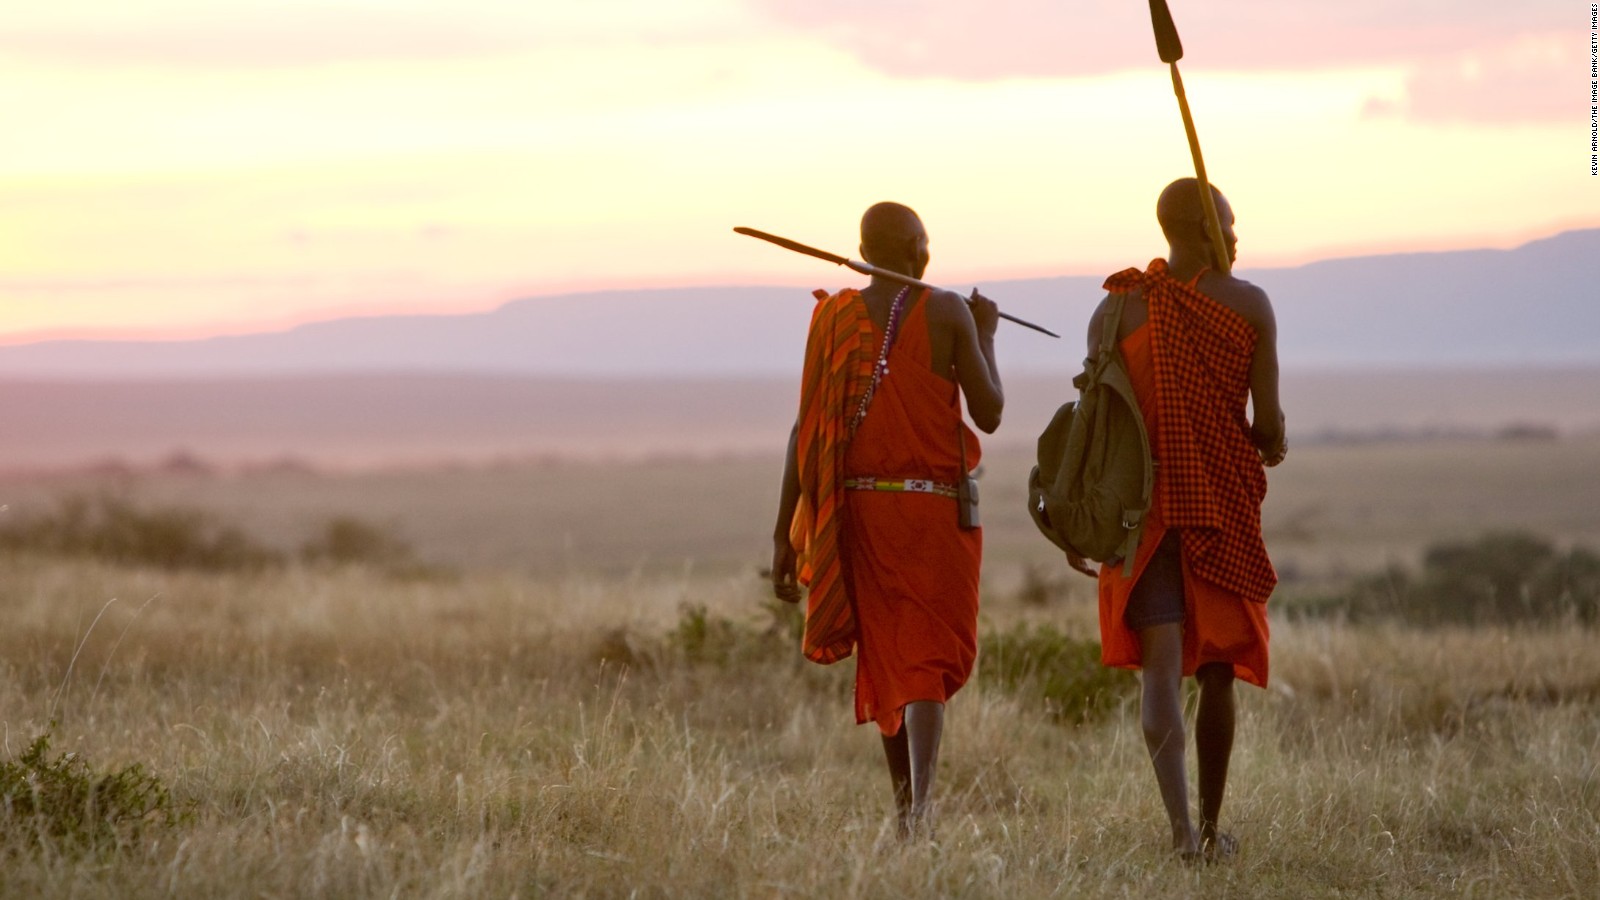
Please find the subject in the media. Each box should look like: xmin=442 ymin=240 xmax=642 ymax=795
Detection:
xmin=1124 ymin=531 xmax=1186 ymax=630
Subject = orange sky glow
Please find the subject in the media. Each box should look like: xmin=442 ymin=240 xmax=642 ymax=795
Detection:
xmin=0 ymin=0 xmax=1592 ymax=342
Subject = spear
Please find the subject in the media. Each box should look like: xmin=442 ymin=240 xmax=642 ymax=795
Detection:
xmin=732 ymin=226 xmax=1060 ymax=338
xmin=1149 ymin=0 xmax=1231 ymax=274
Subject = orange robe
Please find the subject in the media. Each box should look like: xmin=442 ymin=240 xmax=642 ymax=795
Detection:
xmin=1097 ymin=261 xmax=1273 ymax=687
xmin=790 ymin=288 xmax=877 ymax=665
xmin=793 ymin=287 xmax=982 ymax=736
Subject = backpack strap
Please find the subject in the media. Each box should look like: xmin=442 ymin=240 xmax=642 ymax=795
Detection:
xmin=1101 ymin=290 xmax=1143 ymax=575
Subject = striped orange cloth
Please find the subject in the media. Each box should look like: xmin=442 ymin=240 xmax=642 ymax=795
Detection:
xmin=1103 ymin=259 xmax=1276 ymax=604
xmin=789 ymin=288 xmax=875 ymax=664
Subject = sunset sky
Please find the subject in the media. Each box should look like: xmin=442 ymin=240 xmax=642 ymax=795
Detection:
xmin=0 ymin=0 xmax=1591 ymax=341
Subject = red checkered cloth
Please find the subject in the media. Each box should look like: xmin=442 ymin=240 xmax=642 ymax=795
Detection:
xmin=1104 ymin=259 xmax=1276 ymax=604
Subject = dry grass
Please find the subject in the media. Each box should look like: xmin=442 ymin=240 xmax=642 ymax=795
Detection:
xmin=0 ymin=437 xmax=1596 ymax=896
xmin=1 ymin=547 xmax=1597 ymax=898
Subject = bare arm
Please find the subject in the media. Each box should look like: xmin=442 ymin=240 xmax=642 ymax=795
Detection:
xmin=942 ymin=290 xmax=1004 ymax=433
xmin=770 ymin=423 xmax=802 ymax=602
xmin=1084 ymin=296 xmax=1108 ymax=360
xmin=1244 ymin=291 xmax=1287 ymax=466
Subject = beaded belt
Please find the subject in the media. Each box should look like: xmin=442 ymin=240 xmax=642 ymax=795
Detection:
xmin=843 ymin=477 xmax=959 ymax=499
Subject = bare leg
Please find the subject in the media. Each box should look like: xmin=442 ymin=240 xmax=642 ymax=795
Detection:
xmin=1195 ymin=661 xmax=1236 ymax=854
xmin=879 ymin=726 xmax=913 ymax=836
xmin=1137 ymin=622 xmax=1198 ymax=855
xmin=904 ymin=700 xmax=944 ymax=834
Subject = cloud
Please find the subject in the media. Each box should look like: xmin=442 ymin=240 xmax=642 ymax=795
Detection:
xmin=1363 ymin=33 xmax=1576 ymax=124
xmin=748 ymin=0 xmax=1562 ymax=74
xmin=0 ymin=13 xmax=530 ymax=67
xmin=0 ymin=1 xmax=749 ymax=68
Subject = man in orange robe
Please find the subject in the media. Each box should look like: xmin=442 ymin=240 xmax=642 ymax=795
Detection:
xmin=771 ymin=202 xmax=1004 ymax=835
xmin=1071 ymin=178 xmax=1286 ymax=861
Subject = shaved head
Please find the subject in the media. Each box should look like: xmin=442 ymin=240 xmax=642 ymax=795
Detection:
xmin=1156 ymin=178 xmax=1230 ymax=241
xmin=859 ymin=202 xmax=927 ymax=273
xmin=1156 ymin=177 xmax=1237 ymax=266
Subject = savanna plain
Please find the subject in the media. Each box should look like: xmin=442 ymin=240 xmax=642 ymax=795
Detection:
xmin=1 ymin=431 xmax=1598 ymax=898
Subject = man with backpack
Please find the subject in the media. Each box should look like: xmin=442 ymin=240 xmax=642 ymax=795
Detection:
xmin=770 ymin=202 xmax=1004 ymax=837
xmin=1076 ymin=178 xmax=1286 ymax=861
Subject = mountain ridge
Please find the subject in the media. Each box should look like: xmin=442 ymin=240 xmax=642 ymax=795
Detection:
xmin=1 ymin=228 xmax=1594 ymax=378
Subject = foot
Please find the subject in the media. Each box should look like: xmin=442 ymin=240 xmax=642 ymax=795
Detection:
xmin=903 ymin=802 xmax=938 ymax=842
xmin=893 ymin=810 xmax=930 ymax=842
xmin=1172 ymin=828 xmax=1200 ymax=862
xmin=1202 ymin=832 xmax=1238 ymax=864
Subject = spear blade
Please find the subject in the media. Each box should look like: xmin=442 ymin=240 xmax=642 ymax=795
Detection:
xmin=1147 ymin=0 xmax=1230 ymax=272
xmin=1148 ymin=0 xmax=1184 ymax=63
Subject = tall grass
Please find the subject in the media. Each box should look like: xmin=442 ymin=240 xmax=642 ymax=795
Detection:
xmin=0 ymin=549 xmax=1595 ymax=898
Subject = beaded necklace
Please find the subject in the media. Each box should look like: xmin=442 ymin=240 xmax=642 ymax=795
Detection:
xmin=848 ymin=285 xmax=910 ymax=436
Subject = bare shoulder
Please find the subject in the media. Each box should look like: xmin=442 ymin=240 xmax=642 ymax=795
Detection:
xmin=1086 ymin=293 xmax=1110 ymax=342
xmin=1200 ymin=273 xmax=1274 ymax=331
xmin=1087 ymin=285 xmax=1149 ymax=349
xmin=921 ymin=288 xmax=972 ymax=326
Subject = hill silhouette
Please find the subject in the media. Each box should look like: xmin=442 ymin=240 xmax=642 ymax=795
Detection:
xmin=0 ymin=229 xmax=1594 ymax=377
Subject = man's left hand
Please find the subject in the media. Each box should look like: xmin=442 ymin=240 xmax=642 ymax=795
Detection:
xmin=967 ymin=289 xmax=999 ymax=338
xmin=1066 ymin=550 xmax=1099 ymax=579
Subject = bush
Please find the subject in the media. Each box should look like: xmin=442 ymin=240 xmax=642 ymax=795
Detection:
xmin=0 ymin=494 xmax=282 ymax=572
xmin=1302 ymin=531 xmax=1600 ymax=626
xmin=1014 ymin=564 xmax=1074 ymax=607
xmin=666 ymin=601 xmax=798 ymax=669
xmin=661 ymin=604 xmax=1137 ymax=724
xmin=0 ymin=732 xmax=182 ymax=850
xmin=299 ymin=516 xmax=447 ymax=579
xmin=979 ymin=623 xmax=1134 ymax=724
xmin=0 ymin=495 xmax=449 ymax=579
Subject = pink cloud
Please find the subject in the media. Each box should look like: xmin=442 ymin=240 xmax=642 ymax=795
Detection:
xmin=752 ymin=0 xmax=1562 ymax=77
xmin=0 ymin=9 xmax=555 ymax=67
xmin=750 ymin=0 xmax=1571 ymax=123
xmin=1363 ymin=33 xmax=1576 ymax=124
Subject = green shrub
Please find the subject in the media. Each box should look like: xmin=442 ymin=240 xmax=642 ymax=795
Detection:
xmin=979 ymin=623 xmax=1134 ymax=724
xmin=0 ymin=494 xmax=282 ymax=572
xmin=1302 ymin=531 xmax=1600 ymax=626
xmin=1014 ymin=564 xmax=1074 ymax=607
xmin=0 ymin=732 xmax=182 ymax=850
xmin=0 ymin=496 xmax=451 ymax=579
xmin=667 ymin=602 xmax=796 ymax=668
xmin=663 ymin=604 xmax=1136 ymax=723
xmin=299 ymin=516 xmax=447 ymax=579
xmin=301 ymin=516 xmax=402 ymax=565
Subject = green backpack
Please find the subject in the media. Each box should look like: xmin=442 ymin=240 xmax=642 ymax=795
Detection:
xmin=1026 ymin=291 xmax=1154 ymax=574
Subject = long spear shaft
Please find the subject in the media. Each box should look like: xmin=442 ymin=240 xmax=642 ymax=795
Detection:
xmin=733 ymin=227 xmax=1059 ymax=338
xmin=1149 ymin=0 xmax=1231 ymax=274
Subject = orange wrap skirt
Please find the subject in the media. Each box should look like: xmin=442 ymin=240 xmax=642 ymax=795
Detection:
xmin=1098 ymin=323 xmax=1270 ymax=687
xmin=843 ymin=292 xmax=983 ymax=734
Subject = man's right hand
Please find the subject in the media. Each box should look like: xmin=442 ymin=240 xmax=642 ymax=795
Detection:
xmin=771 ymin=537 xmax=802 ymax=604
xmin=1260 ymin=434 xmax=1287 ymax=468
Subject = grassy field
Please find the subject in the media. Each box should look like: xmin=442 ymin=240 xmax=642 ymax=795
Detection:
xmin=0 ymin=436 xmax=1598 ymax=897
xmin=6 ymin=435 xmax=1597 ymax=591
